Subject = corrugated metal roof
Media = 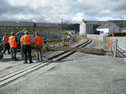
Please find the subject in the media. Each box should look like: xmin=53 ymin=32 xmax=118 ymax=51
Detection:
xmin=85 ymin=21 xmax=106 ymax=25
xmin=0 ymin=21 xmax=19 ymax=26
xmin=19 ymin=21 xmax=34 ymax=26
xmin=0 ymin=21 xmax=34 ymax=27
xmin=97 ymin=22 xmax=115 ymax=29
xmin=36 ymin=23 xmax=60 ymax=27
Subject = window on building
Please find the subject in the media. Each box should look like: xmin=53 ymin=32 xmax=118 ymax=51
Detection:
xmin=8 ymin=27 xmax=13 ymax=29
xmin=1 ymin=27 xmax=5 ymax=29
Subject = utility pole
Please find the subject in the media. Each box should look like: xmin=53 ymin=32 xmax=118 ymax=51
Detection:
xmin=61 ymin=18 xmax=63 ymax=32
xmin=60 ymin=18 xmax=63 ymax=39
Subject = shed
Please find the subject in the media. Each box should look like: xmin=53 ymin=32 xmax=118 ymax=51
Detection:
xmin=96 ymin=22 xmax=121 ymax=35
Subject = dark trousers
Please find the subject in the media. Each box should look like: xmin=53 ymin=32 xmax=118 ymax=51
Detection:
xmin=3 ymin=43 xmax=10 ymax=54
xmin=35 ymin=45 xmax=42 ymax=62
xmin=10 ymin=48 xmax=17 ymax=60
xmin=23 ymin=45 xmax=32 ymax=63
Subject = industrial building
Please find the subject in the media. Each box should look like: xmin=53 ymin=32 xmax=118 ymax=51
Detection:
xmin=79 ymin=19 xmax=122 ymax=35
xmin=96 ymin=22 xmax=121 ymax=35
xmin=79 ymin=19 xmax=106 ymax=35
xmin=0 ymin=21 xmax=61 ymax=31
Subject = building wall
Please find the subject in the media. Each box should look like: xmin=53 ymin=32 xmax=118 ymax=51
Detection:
xmin=79 ymin=21 xmax=86 ymax=35
xmin=0 ymin=26 xmax=34 ymax=30
xmin=97 ymin=25 xmax=121 ymax=34
xmin=109 ymin=25 xmax=121 ymax=33
xmin=87 ymin=34 xmax=106 ymax=41
xmin=86 ymin=24 xmax=101 ymax=34
xmin=0 ymin=21 xmax=60 ymax=31
xmin=96 ymin=28 xmax=109 ymax=35
xmin=86 ymin=24 xmax=93 ymax=34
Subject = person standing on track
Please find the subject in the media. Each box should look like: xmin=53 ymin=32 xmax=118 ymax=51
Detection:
xmin=3 ymin=33 xmax=10 ymax=54
xmin=62 ymin=38 xmax=65 ymax=47
xmin=20 ymin=31 xmax=33 ymax=64
xmin=34 ymin=32 xmax=43 ymax=62
xmin=9 ymin=32 xmax=18 ymax=61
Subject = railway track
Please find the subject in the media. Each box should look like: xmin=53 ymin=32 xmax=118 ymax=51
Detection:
xmin=0 ymin=37 xmax=92 ymax=87
xmin=47 ymin=37 xmax=92 ymax=61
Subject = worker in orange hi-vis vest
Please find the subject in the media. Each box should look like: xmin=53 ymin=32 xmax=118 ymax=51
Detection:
xmin=109 ymin=39 xmax=113 ymax=52
xmin=109 ymin=39 xmax=113 ymax=46
xmin=62 ymin=38 xmax=65 ymax=47
xmin=3 ymin=33 xmax=10 ymax=54
xmin=20 ymin=31 xmax=33 ymax=64
xmin=9 ymin=32 xmax=18 ymax=61
xmin=34 ymin=32 xmax=43 ymax=62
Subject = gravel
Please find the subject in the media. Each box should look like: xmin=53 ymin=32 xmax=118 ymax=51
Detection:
xmin=0 ymin=36 xmax=126 ymax=94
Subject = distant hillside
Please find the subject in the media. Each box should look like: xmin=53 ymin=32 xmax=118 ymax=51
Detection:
xmin=58 ymin=20 xmax=126 ymax=31
xmin=108 ymin=20 xmax=126 ymax=28
xmin=108 ymin=20 xmax=126 ymax=23
xmin=58 ymin=23 xmax=79 ymax=31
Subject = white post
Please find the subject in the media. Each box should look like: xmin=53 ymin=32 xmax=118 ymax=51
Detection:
xmin=114 ymin=39 xmax=118 ymax=57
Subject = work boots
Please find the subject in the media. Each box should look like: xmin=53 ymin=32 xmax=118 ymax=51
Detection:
xmin=13 ymin=57 xmax=19 ymax=61
xmin=8 ymin=51 xmax=10 ymax=54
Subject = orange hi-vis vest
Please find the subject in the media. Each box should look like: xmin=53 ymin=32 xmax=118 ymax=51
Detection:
xmin=109 ymin=39 xmax=112 ymax=46
xmin=9 ymin=36 xmax=17 ymax=48
xmin=34 ymin=35 xmax=43 ymax=46
xmin=20 ymin=35 xmax=32 ymax=45
xmin=62 ymin=38 xmax=65 ymax=44
xmin=3 ymin=35 xmax=9 ymax=44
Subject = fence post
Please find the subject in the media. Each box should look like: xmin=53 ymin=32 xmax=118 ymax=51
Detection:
xmin=59 ymin=39 xmax=60 ymax=47
xmin=46 ymin=39 xmax=48 ymax=51
xmin=114 ymin=39 xmax=118 ymax=57
xmin=53 ymin=39 xmax=55 ymax=47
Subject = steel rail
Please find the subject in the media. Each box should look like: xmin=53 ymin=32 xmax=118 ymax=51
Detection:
xmin=47 ymin=37 xmax=92 ymax=61
xmin=0 ymin=63 xmax=48 ymax=87
xmin=0 ymin=37 xmax=92 ymax=87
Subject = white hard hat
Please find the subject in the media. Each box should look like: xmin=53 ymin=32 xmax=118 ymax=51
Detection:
xmin=24 ymin=31 xmax=28 ymax=34
xmin=5 ymin=32 xmax=8 ymax=35
xmin=11 ymin=32 xmax=15 ymax=35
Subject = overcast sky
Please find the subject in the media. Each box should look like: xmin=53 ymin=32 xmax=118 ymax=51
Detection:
xmin=0 ymin=0 xmax=126 ymax=23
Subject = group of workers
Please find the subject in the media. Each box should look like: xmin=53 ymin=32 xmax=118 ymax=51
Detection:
xmin=3 ymin=31 xmax=43 ymax=64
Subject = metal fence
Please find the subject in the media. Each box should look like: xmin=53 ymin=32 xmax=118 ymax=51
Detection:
xmin=104 ymin=37 xmax=118 ymax=57
xmin=0 ymin=31 xmax=65 ymax=40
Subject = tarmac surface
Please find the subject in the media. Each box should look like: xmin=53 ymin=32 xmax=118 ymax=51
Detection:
xmin=0 ymin=36 xmax=126 ymax=94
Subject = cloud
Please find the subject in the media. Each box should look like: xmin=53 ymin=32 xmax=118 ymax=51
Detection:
xmin=0 ymin=0 xmax=126 ymax=23
xmin=94 ymin=16 xmax=116 ymax=21
xmin=72 ymin=12 xmax=85 ymax=23
xmin=99 ymin=10 xmax=111 ymax=15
